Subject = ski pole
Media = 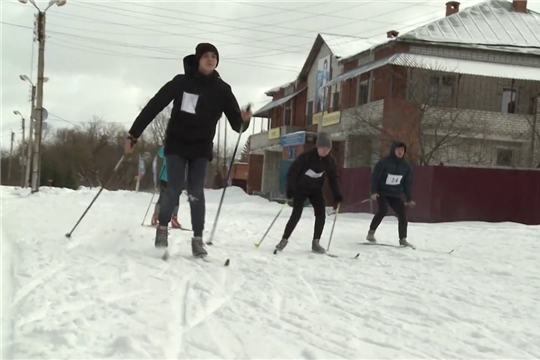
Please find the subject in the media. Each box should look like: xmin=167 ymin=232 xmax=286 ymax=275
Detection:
xmin=254 ymin=201 xmax=288 ymax=248
xmin=206 ymin=104 xmax=252 ymax=245
xmin=326 ymin=197 xmax=369 ymax=215
xmin=326 ymin=203 xmax=341 ymax=252
xmin=140 ymin=165 xmax=166 ymax=225
xmin=65 ymin=155 xmax=125 ymax=238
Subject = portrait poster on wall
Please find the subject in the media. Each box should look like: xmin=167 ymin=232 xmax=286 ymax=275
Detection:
xmin=314 ymin=55 xmax=330 ymax=113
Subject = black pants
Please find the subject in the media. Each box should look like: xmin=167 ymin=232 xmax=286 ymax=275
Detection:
xmin=159 ymin=155 xmax=208 ymax=237
xmin=282 ymin=192 xmax=326 ymax=240
xmin=369 ymin=195 xmax=408 ymax=239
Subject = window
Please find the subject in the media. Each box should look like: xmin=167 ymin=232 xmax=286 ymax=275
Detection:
xmin=427 ymin=75 xmax=455 ymax=106
xmin=358 ymin=81 xmax=369 ymax=105
xmin=332 ymin=92 xmax=340 ymax=111
xmin=529 ymin=96 xmax=537 ymax=115
xmin=496 ymin=149 xmax=514 ymax=167
xmin=306 ymin=101 xmax=313 ymax=126
xmin=284 ymin=103 xmax=292 ymax=126
xmin=501 ymin=88 xmax=517 ymax=114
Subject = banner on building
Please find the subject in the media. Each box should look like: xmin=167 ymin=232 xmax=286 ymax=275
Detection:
xmin=314 ymin=55 xmax=330 ymax=113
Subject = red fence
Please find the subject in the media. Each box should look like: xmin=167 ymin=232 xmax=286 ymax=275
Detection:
xmin=339 ymin=166 xmax=540 ymax=225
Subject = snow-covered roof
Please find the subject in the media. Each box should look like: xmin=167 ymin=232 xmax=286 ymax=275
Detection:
xmin=323 ymin=52 xmax=540 ymax=88
xmin=399 ymin=0 xmax=540 ymax=55
xmin=264 ymin=81 xmax=295 ymax=95
xmin=254 ymin=88 xmax=306 ymax=117
xmin=319 ymin=33 xmax=392 ymax=62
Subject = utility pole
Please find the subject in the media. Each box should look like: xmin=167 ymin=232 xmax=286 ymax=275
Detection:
xmin=8 ymin=132 xmax=15 ymax=184
xmin=30 ymin=11 xmax=46 ymax=193
xmin=21 ymin=116 xmax=26 ymax=187
xmin=18 ymin=0 xmax=67 ymax=193
xmin=25 ymin=85 xmax=36 ymax=187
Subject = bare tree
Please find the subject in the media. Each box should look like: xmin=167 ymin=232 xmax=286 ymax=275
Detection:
xmin=239 ymin=138 xmax=250 ymax=162
xmin=345 ymin=65 xmax=492 ymax=166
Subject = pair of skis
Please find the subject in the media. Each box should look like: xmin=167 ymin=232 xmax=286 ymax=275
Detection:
xmin=360 ymin=241 xmax=454 ymax=254
xmin=272 ymin=248 xmax=360 ymax=259
xmin=159 ymin=249 xmax=230 ymax=266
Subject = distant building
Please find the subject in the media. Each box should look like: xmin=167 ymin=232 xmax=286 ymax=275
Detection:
xmin=247 ymin=0 xmax=540 ymax=199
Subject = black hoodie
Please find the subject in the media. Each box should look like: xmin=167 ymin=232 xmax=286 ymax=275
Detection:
xmin=286 ymin=148 xmax=341 ymax=199
xmin=370 ymin=141 xmax=413 ymax=201
xmin=128 ymin=55 xmax=249 ymax=159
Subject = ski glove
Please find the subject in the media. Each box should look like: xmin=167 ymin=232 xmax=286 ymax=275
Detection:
xmin=334 ymin=194 xmax=343 ymax=203
xmin=286 ymin=189 xmax=294 ymax=199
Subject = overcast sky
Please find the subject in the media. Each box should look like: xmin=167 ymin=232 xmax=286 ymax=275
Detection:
xmin=3 ymin=0 xmax=538 ymax=153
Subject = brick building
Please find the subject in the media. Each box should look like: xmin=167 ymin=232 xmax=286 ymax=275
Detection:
xmin=248 ymin=0 xmax=540 ymax=199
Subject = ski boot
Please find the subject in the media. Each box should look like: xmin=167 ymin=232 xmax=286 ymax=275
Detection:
xmin=366 ymin=230 xmax=377 ymax=242
xmin=275 ymin=238 xmax=288 ymax=252
xmin=191 ymin=236 xmax=208 ymax=257
xmin=155 ymin=225 xmax=169 ymax=248
xmin=399 ymin=238 xmax=414 ymax=248
xmin=171 ymin=215 xmax=181 ymax=229
xmin=311 ymin=239 xmax=326 ymax=254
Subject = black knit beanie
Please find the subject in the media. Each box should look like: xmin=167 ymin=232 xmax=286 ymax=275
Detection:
xmin=195 ymin=43 xmax=219 ymax=67
xmin=316 ymin=132 xmax=332 ymax=149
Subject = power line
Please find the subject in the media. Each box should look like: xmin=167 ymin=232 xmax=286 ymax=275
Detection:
xmin=228 ymin=3 xmax=445 ymax=60
xmin=4 ymin=0 xmax=445 ymax=61
xmin=67 ymin=1 xmax=365 ymax=51
xmin=72 ymin=1 xmax=442 ymax=61
xmin=2 ymin=21 xmax=302 ymax=72
xmin=1 ymin=3 xmax=445 ymax=75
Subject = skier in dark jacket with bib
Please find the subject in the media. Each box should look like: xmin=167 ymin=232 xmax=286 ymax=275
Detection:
xmin=125 ymin=43 xmax=251 ymax=257
xmin=275 ymin=132 xmax=343 ymax=254
xmin=367 ymin=141 xmax=415 ymax=247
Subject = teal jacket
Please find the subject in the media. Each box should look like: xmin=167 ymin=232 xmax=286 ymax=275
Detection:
xmin=157 ymin=146 xmax=167 ymax=182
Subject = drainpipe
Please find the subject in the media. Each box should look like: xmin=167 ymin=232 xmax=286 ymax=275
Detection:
xmin=531 ymin=96 xmax=538 ymax=167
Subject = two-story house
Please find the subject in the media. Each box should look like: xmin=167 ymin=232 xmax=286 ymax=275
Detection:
xmin=247 ymin=34 xmax=389 ymax=197
xmin=247 ymin=0 xmax=540 ymax=199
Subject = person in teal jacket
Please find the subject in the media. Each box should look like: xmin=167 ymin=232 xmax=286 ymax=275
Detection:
xmin=151 ymin=146 xmax=183 ymax=228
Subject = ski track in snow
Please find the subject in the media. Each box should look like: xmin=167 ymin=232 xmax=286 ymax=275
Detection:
xmin=2 ymin=185 xmax=540 ymax=359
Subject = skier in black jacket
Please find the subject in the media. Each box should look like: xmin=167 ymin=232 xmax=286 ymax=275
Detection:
xmin=275 ymin=132 xmax=343 ymax=254
xmin=125 ymin=43 xmax=251 ymax=257
xmin=367 ymin=140 xmax=415 ymax=247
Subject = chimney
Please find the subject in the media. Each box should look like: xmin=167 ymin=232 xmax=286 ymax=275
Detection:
xmin=445 ymin=1 xmax=460 ymax=16
xmin=513 ymin=0 xmax=527 ymax=13
xmin=386 ymin=30 xmax=399 ymax=39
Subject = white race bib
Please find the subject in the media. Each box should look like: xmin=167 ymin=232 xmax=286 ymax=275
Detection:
xmin=180 ymin=92 xmax=199 ymax=114
xmin=385 ymin=174 xmax=402 ymax=185
xmin=305 ymin=169 xmax=324 ymax=178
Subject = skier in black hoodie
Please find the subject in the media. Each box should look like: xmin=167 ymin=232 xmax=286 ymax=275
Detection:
xmin=125 ymin=43 xmax=251 ymax=257
xmin=275 ymin=132 xmax=343 ymax=254
xmin=367 ymin=141 xmax=415 ymax=247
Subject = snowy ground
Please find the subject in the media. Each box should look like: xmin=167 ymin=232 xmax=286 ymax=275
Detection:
xmin=1 ymin=185 xmax=540 ymax=359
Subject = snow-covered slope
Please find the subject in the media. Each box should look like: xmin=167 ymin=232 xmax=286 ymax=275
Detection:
xmin=1 ymin=185 xmax=539 ymax=359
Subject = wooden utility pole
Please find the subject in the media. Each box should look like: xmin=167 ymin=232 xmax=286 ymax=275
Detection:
xmin=25 ymin=85 xmax=36 ymax=188
xmin=8 ymin=131 xmax=15 ymax=184
xmin=30 ymin=11 xmax=46 ymax=193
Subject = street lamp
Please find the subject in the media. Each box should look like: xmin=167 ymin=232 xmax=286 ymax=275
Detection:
xmin=18 ymin=0 xmax=66 ymax=193
xmin=18 ymin=0 xmax=66 ymax=11
xmin=13 ymin=110 xmax=28 ymax=187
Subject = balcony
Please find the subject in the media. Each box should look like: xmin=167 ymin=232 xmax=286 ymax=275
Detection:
xmin=313 ymin=100 xmax=385 ymax=136
xmin=249 ymin=125 xmax=304 ymax=152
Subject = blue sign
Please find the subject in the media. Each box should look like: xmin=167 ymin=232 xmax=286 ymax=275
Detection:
xmin=287 ymin=146 xmax=296 ymax=159
xmin=280 ymin=132 xmax=305 ymax=147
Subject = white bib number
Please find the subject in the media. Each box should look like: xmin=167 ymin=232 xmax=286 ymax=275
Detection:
xmin=385 ymin=174 xmax=402 ymax=185
xmin=180 ymin=92 xmax=199 ymax=114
